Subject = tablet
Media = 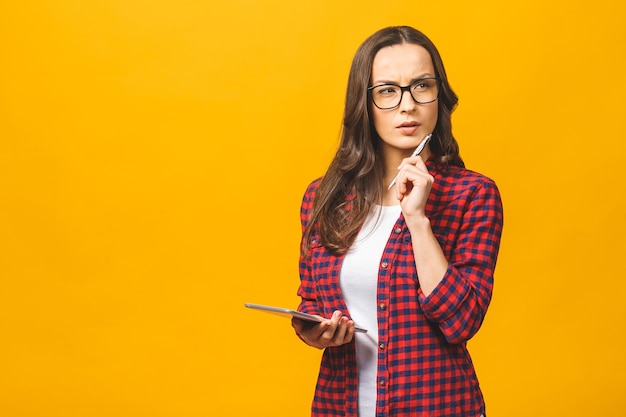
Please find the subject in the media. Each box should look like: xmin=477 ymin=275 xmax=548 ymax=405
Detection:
xmin=244 ymin=303 xmax=367 ymax=333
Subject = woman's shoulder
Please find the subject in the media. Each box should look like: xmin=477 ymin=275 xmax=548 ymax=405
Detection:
xmin=303 ymin=177 xmax=322 ymax=197
xmin=431 ymin=163 xmax=501 ymax=202
xmin=301 ymin=177 xmax=323 ymax=207
xmin=434 ymin=163 xmax=497 ymax=187
xmin=427 ymin=164 xmax=503 ymax=222
xmin=306 ymin=177 xmax=322 ymax=191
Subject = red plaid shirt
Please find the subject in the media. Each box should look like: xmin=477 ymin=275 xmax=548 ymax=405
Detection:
xmin=297 ymin=160 xmax=503 ymax=417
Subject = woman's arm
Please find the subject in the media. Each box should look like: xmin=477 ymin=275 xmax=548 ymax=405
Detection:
xmin=395 ymin=155 xmax=449 ymax=296
xmin=294 ymin=181 xmax=355 ymax=348
xmin=418 ymin=179 xmax=503 ymax=343
xmin=395 ymin=156 xmax=504 ymax=344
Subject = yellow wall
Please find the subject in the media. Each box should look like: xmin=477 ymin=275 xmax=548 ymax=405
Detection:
xmin=1 ymin=0 xmax=625 ymax=415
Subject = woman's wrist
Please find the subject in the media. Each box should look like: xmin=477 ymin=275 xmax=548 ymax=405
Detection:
xmin=405 ymin=215 xmax=431 ymax=234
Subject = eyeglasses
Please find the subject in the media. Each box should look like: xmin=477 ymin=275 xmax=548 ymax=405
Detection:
xmin=368 ymin=77 xmax=440 ymax=110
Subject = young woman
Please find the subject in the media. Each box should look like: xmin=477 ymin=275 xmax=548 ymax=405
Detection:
xmin=292 ymin=26 xmax=503 ymax=417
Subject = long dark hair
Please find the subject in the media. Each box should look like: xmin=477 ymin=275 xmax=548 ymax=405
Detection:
xmin=303 ymin=26 xmax=463 ymax=256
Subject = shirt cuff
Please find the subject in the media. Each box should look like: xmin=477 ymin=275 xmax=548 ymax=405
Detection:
xmin=418 ymin=264 xmax=471 ymax=323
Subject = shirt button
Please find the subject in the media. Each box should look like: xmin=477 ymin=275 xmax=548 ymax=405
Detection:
xmin=379 ymin=379 xmax=386 ymax=386
xmin=379 ymin=303 xmax=386 ymax=310
xmin=379 ymin=343 xmax=385 ymax=350
xmin=394 ymin=227 xmax=402 ymax=234
xmin=381 ymin=261 xmax=388 ymax=268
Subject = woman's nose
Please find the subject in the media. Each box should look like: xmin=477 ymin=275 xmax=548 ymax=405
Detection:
xmin=398 ymin=89 xmax=417 ymax=112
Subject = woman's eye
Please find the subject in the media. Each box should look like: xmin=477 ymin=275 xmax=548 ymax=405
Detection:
xmin=377 ymin=86 xmax=398 ymax=96
xmin=413 ymin=80 xmax=433 ymax=90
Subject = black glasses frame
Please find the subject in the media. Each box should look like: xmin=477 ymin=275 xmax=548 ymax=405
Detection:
xmin=367 ymin=77 xmax=440 ymax=110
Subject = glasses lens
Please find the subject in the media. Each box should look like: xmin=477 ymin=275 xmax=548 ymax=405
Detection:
xmin=371 ymin=78 xmax=439 ymax=109
xmin=371 ymin=85 xmax=401 ymax=109
xmin=410 ymin=78 xmax=438 ymax=104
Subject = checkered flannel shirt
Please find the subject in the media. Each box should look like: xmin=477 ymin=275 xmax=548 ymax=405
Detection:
xmin=297 ymin=160 xmax=504 ymax=417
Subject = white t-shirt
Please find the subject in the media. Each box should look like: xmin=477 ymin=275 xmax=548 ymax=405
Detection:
xmin=340 ymin=204 xmax=401 ymax=416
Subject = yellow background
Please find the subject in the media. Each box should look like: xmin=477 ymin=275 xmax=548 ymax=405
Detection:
xmin=1 ymin=0 xmax=625 ymax=416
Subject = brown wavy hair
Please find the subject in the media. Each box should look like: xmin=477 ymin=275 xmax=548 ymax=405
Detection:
xmin=302 ymin=26 xmax=464 ymax=256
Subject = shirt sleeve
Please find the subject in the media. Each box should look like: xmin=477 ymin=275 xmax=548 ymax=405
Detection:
xmin=418 ymin=178 xmax=504 ymax=344
xmin=296 ymin=181 xmax=321 ymax=316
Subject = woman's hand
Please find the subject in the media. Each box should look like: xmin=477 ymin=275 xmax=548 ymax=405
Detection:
xmin=393 ymin=154 xmax=434 ymax=220
xmin=292 ymin=311 xmax=355 ymax=349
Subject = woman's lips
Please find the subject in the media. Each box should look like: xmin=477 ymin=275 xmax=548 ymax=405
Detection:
xmin=397 ymin=122 xmax=420 ymax=135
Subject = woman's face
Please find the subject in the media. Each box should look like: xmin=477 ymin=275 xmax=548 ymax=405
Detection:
xmin=370 ymin=43 xmax=438 ymax=156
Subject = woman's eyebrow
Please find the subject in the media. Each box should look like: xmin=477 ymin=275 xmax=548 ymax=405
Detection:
xmin=371 ymin=79 xmax=397 ymax=85
xmin=371 ymin=74 xmax=435 ymax=85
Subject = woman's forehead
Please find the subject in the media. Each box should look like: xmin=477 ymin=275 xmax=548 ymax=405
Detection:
xmin=371 ymin=44 xmax=435 ymax=83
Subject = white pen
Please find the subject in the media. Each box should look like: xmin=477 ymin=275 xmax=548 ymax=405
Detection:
xmin=387 ymin=133 xmax=433 ymax=190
